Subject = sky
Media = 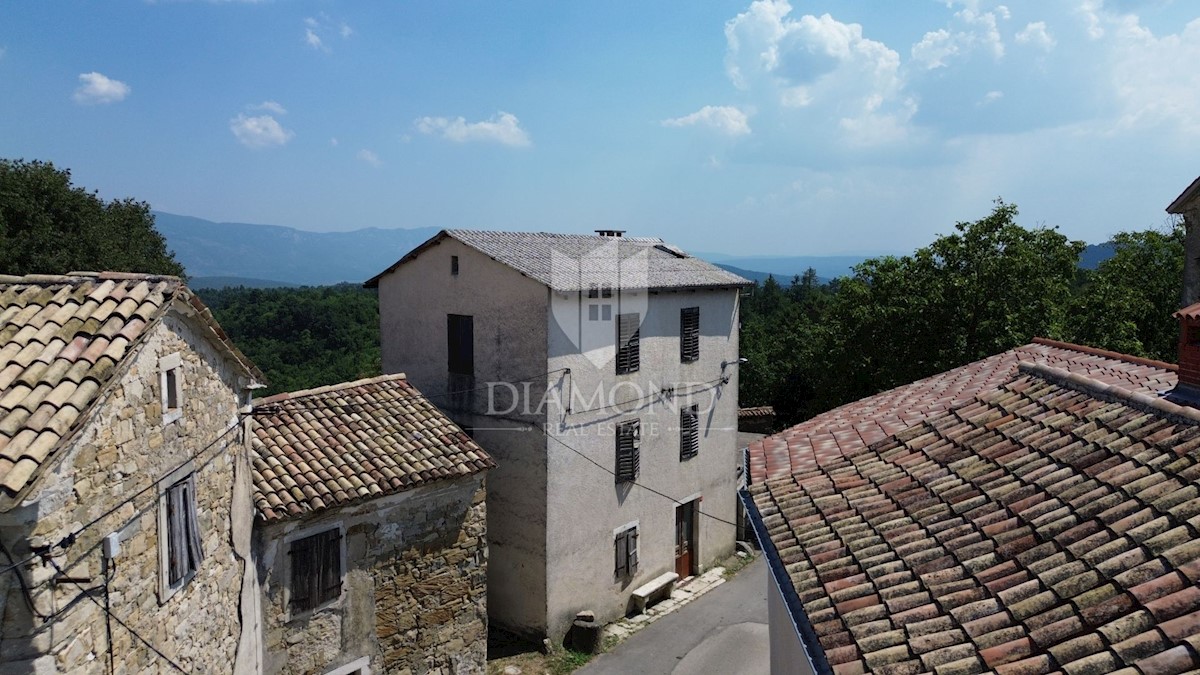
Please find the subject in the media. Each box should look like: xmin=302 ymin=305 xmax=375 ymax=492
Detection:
xmin=1 ymin=0 xmax=1198 ymax=256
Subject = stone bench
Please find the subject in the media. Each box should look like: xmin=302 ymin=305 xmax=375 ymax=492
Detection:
xmin=631 ymin=571 xmax=679 ymax=615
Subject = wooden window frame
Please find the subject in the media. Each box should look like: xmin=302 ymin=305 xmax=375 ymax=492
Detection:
xmin=159 ymin=352 xmax=183 ymax=425
xmin=615 ymin=419 xmax=640 ymax=483
xmin=680 ymin=404 xmax=700 ymax=461
xmin=680 ymin=307 xmax=700 ymax=363
xmin=616 ymin=313 xmax=641 ymax=375
xmin=157 ymin=463 xmax=202 ymax=602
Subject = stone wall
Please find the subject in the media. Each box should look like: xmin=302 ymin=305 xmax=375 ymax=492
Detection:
xmin=256 ymin=474 xmax=488 ymax=675
xmin=0 ymin=309 xmax=256 ymax=674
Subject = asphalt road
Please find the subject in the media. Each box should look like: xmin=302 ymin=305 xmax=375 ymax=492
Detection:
xmin=578 ymin=557 xmax=769 ymax=675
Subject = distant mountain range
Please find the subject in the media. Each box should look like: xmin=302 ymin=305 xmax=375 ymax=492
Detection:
xmin=154 ymin=212 xmax=1119 ymax=289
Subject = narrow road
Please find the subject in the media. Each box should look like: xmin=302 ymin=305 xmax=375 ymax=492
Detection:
xmin=579 ymin=557 xmax=769 ymax=675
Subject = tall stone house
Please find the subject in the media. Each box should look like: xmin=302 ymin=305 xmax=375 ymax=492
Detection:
xmin=0 ymin=273 xmax=494 ymax=675
xmin=250 ymin=373 xmax=493 ymax=675
xmin=367 ymin=229 xmax=751 ymax=642
xmin=0 ymin=272 xmax=265 ymax=674
xmin=1169 ymin=174 xmax=1200 ymax=306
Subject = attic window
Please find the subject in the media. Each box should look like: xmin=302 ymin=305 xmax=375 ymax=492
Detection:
xmin=1189 ymin=325 xmax=1200 ymax=347
xmin=452 ymin=255 xmax=459 ymax=276
xmin=160 ymin=353 xmax=183 ymax=425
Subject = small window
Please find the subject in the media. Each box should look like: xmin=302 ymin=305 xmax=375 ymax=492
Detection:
xmin=451 ymin=255 xmax=459 ymax=276
xmin=615 ymin=419 xmax=640 ymax=483
xmin=1189 ymin=325 xmax=1200 ymax=347
xmin=160 ymin=473 xmax=202 ymax=597
xmin=159 ymin=352 xmax=183 ymax=425
xmin=616 ymin=313 xmax=640 ymax=374
xmin=447 ymin=314 xmax=474 ymax=376
xmin=681 ymin=307 xmax=699 ymax=363
xmin=601 ymin=285 xmax=613 ymax=299
xmin=680 ymin=405 xmax=700 ymax=460
xmin=588 ymin=284 xmax=600 ymax=299
xmin=614 ymin=525 xmax=639 ymax=579
xmin=291 ymin=528 xmax=343 ymax=613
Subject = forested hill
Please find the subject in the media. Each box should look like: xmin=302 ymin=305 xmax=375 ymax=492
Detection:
xmin=154 ymin=212 xmax=439 ymax=285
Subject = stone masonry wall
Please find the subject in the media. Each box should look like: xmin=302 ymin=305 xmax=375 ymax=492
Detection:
xmin=256 ymin=474 xmax=487 ymax=675
xmin=0 ymin=311 xmax=253 ymax=674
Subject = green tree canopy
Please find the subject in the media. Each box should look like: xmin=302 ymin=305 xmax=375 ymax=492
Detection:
xmin=0 ymin=158 xmax=184 ymax=277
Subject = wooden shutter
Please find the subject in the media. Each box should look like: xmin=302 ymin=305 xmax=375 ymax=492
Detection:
xmin=166 ymin=481 xmax=187 ymax=584
xmin=182 ymin=475 xmax=203 ymax=575
xmin=680 ymin=405 xmax=700 ymax=460
xmin=628 ymin=528 xmax=639 ymax=575
xmin=680 ymin=307 xmax=699 ymax=363
xmin=615 ymin=420 xmax=640 ymax=483
xmin=615 ymin=531 xmax=627 ymax=577
xmin=616 ymin=313 xmax=640 ymax=374
xmin=291 ymin=529 xmax=342 ymax=612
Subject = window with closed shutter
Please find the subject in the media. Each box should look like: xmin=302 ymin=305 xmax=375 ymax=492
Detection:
xmin=680 ymin=307 xmax=699 ymax=363
xmin=615 ymin=419 xmax=640 ymax=483
xmin=614 ymin=526 xmax=639 ymax=579
xmin=680 ymin=404 xmax=700 ymax=460
xmin=616 ymin=313 xmax=640 ymax=374
xmin=290 ymin=528 xmax=343 ymax=613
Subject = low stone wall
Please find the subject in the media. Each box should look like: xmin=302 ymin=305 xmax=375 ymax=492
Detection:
xmin=256 ymin=474 xmax=488 ymax=675
xmin=0 ymin=313 xmax=254 ymax=674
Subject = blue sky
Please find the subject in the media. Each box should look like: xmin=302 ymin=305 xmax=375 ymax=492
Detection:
xmin=1 ymin=1 xmax=1197 ymax=256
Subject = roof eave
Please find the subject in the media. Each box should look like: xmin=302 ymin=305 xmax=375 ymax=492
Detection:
xmin=1167 ymin=175 xmax=1200 ymax=214
xmin=363 ymin=229 xmax=451 ymax=288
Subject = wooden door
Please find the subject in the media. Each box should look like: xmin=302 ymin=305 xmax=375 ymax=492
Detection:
xmin=675 ymin=501 xmax=695 ymax=577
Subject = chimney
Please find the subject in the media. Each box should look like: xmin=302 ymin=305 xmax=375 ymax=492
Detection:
xmin=595 ymin=229 xmax=625 ymax=238
xmin=1175 ymin=303 xmax=1200 ymax=390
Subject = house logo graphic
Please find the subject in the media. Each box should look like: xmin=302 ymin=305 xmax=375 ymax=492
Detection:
xmin=549 ymin=238 xmax=650 ymax=369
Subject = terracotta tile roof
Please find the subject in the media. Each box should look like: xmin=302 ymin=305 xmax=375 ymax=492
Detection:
xmin=748 ymin=338 xmax=1178 ymax=484
xmin=749 ymin=361 xmax=1200 ymax=675
xmin=365 ymin=229 xmax=752 ymax=290
xmin=739 ymin=406 xmax=776 ymax=419
xmin=250 ymin=373 xmax=495 ymax=521
xmin=0 ymin=272 xmax=262 ymax=505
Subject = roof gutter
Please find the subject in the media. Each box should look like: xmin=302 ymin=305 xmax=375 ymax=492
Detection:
xmin=739 ymin=485 xmax=832 ymax=675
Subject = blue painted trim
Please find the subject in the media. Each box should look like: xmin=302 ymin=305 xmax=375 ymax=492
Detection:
xmin=740 ymin=487 xmax=832 ymax=675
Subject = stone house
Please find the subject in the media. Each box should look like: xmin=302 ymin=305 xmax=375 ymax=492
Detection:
xmin=0 ymin=272 xmax=265 ymax=674
xmin=367 ymin=229 xmax=751 ymax=643
xmin=249 ymin=373 xmax=494 ymax=674
xmin=742 ymin=329 xmax=1200 ymax=674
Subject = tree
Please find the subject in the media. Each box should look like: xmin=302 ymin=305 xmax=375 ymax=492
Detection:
xmin=0 ymin=159 xmax=184 ymax=276
xmin=819 ymin=200 xmax=1084 ymax=404
xmin=1064 ymin=220 xmax=1184 ymax=362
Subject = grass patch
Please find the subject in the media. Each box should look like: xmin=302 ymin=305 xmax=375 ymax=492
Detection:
xmin=548 ymin=649 xmax=594 ymax=675
xmin=721 ymin=550 xmax=756 ymax=580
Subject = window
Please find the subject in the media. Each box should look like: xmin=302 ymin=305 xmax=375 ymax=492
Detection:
xmin=290 ymin=528 xmax=343 ymax=613
xmin=680 ymin=307 xmax=699 ymax=363
xmin=615 ymin=419 xmax=640 ymax=483
xmin=159 ymin=472 xmax=202 ymax=599
xmin=680 ymin=405 xmax=700 ymax=460
xmin=451 ymin=255 xmax=459 ymax=276
xmin=616 ymin=313 xmax=640 ymax=374
xmin=614 ymin=525 xmax=639 ymax=579
xmin=447 ymin=314 xmax=474 ymax=376
xmin=159 ymin=352 xmax=183 ymax=425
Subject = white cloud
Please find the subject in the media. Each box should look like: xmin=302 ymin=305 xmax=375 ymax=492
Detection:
xmin=249 ymin=100 xmax=287 ymax=115
xmin=357 ymin=149 xmax=382 ymax=167
xmin=230 ymin=113 xmax=294 ymax=148
xmin=305 ymin=27 xmax=325 ymax=51
xmin=912 ymin=29 xmax=960 ymax=69
xmin=980 ymin=90 xmax=1004 ymax=105
xmin=662 ymin=106 xmax=751 ymax=136
xmin=304 ymin=14 xmax=351 ymax=52
xmin=1108 ymin=15 xmax=1200 ymax=135
xmin=724 ymin=1 xmax=913 ymax=145
xmin=1016 ymin=21 xmax=1056 ymax=50
xmin=330 ymin=137 xmax=339 ymax=147
xmin=73 ymin=72 xmax=130 ymax=105
xmin=415 ymin=111 xmax=532 ymax=147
